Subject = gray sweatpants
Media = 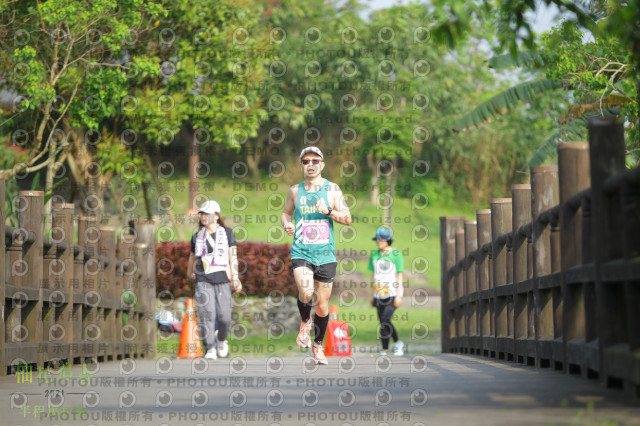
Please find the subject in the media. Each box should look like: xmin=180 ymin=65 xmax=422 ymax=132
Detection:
xmin=194 ymin=281 xmax=232 ymax=351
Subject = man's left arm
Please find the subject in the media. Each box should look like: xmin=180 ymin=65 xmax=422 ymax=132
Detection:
xmin=315 ymin=183 xmax=352 ymax=225
xmin=329 ymin=184 xmax=352 ymax=225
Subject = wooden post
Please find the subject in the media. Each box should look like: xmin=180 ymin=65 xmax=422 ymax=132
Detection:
xmin=588 ymin=117 xmax=627 ymax=387
xmin=476 ymin=209 xmax=492 ymax=356
xmin=531 ymin=165 xmax=559 ymax=368
xmin=512 ymin=184 xmax=532 ymax=364
xmin=99 ymin=227 xmax=117 ymax=361
xmin=464 ymin=221 xmax=478 ymax=294
xmin=491 ymin=198 xmax=512 ymax=360
xmin=134 ymin=222 xmax=156 ymax=359
xmin=581 ymin=194 xmax=597 ymax=347
xmin=0 ymin=178 xmax=5 ymax=374
xmin=117 ymin=234 xmax=136 ymax=358
xmin=446 ymin=239 xmax=456 ymax=349
xmin=79 ymin=217 xmax=98 ymax=360
xmin=19 ymin=191 xmax=44 ymax=368
xmin=464 ymin=220 xmax=478 ymax=352
xmin=455 ymin=229 xmax=465 ymax=301
xmin=476 ymin=210 xmax=492 ymax=291
xmin=72 ymin=220 xmax=84 ymax=364
xmin=491 ymin=199 xmax=512 ymax=285
xmin=440 ymin=216 xmax=465 ymax=353
xmin=54 ymin=204 xmax=74 ymax=363
xmin=42 ymin=234 xmax=56 ymax=364
xmin=94 ymin=226 xmax=107 ymax=361
xmin=558 ymin=143 xmax=591 ymax=375
xmin=621 ymin=176 xmax=640 ymax=353
xmin=455 ymin=229 xmax=466 ymax=343
xmin=550 ymin=213 xmax=562 ymax=351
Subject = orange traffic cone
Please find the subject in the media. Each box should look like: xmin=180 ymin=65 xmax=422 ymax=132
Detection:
xmin=325 ymin=305 xmax=352 ymax=356
xmin=177 ymin=298 xmax=203 ymax=358
xmin=329 ymin=304 xmax=339 ymax=320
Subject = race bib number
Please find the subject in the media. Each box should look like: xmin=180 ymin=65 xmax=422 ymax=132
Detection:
xmin=373 ymin=282 xmax=390 ymax=297
xmin=201 ymin=254 xmax=226 ymax=275
xmin=301 ymin=219 xmax=330 ymax=245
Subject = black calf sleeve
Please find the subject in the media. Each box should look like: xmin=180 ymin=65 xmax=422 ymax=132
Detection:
xmin=297 ymin=299 xmax=312 ymax=323
xmin=313 ymin=313 xmax=329 ymax=345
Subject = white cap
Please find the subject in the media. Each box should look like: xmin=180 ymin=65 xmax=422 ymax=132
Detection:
xmin=299 ymin=146 xmax=324 ymax=161
xmin=198 ymin=200 xmax=221 ymax=215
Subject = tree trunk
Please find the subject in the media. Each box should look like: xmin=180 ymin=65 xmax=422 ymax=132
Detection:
xmin=144 ymin=153 xmax=184 ymax=240
xmin=180 ymin=127 xmax=199 ymax=213
xmin=141 ymin=182 xmax=152 ymax=221
xmin=44 ymin=137 xmax=56 ymax=235
xmin=367 ymin=152 xmax=379 ymax=205
xmin=382 ymin=156 xmax=397 ymax=226
xmin=246 ymin=133 xmax=267 ymax=183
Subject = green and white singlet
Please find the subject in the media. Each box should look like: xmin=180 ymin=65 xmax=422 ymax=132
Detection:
xmin=290 ymin=179 xmax=336 ymax=266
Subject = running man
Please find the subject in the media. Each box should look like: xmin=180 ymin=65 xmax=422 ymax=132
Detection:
xmin=281 ymin=147 xmax=352 ymax=365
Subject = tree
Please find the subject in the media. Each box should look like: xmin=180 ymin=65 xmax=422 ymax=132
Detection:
xmin=0 ymin=0 xmax=164 ymax=222
xmin=453 ymin=19 xmax=637 ymax=168
xmin=122 ymin=0 xmax=270 ymax=208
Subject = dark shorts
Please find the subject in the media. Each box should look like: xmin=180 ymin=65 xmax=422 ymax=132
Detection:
xmin=292 ymin=259 xmax=337 ymax=282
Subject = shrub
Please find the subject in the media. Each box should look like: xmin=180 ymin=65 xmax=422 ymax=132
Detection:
xmin=155 ymin=241 xmax=297 ymax=297
xmin=156 ymin=242 xmax=193 ymax=298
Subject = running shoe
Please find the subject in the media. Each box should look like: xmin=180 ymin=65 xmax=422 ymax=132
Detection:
xmin=379 ymin=350 xmax=388 ymax=356
xmin=217 ymin=340 xmax=229 ymax=358
xmin=312 ymin=343 xmax=328 ymax=365
xmin=204 ymin=348 xmax=217 ymax=360
xmin=392 ymin=340 xmax=405 ymax=356
xmin=296 ymin=320 xmax=312 ymax=348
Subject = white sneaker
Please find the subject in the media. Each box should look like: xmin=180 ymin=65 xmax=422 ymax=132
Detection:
xmin=312 ymin=343 xmax=328 ymax=365
xmin=217 ymin=340 xmax=229 ymax=358
xmin=380 ymin=350 xmax=388 ymax=356
xmin=204 ymin=348 xmax=217 ymax=360
xmin=392 ymin=341 xmax=405 ymax=356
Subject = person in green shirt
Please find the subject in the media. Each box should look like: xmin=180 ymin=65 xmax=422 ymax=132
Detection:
xmin=369 ymin=227 xmax=405 ymax=356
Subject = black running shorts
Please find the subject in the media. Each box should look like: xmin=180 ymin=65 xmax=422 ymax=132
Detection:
xmin=292 ymin=259 xmax=337 ymax=282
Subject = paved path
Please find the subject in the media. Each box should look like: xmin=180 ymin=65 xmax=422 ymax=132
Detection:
xmin=2 ymin=352 xmax=639 ymax=426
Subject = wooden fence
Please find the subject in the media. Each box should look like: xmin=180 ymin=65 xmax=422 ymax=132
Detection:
xmin=441 ymin=117 xmax=640 ymax=395
xmin=0 ymin=180 xmax=156 ymax=374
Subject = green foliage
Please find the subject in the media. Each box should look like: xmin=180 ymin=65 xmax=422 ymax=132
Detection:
xmin=0 ymin=0 xmax=167 ymax=209
xmin=0 ymin=0 xmax=165 ymax=131
xmin=453 ymin=79 xmax=562 ymax=132
xmin=2 ymin=0 xmax=636 ymax=217
xmin=540 ymin=20 xmax=637 ymax=155
xmin=456 ymin=13 xmax=638 ymax=168
xmin=526 ymin=107 xmax=621 ymax=167
xmin=488 ymin=51 xmax=549 ymax=70
xmin=427 ymin=0 xmax=596 ymax=55
xmin=124 ymin=0 xmax=269 ymax=148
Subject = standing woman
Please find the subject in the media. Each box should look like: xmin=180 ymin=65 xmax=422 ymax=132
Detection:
xmin=369 ymin=227 xmax=405 ymax=356
xmin=187 ymin=200 xmax=242 ymax=360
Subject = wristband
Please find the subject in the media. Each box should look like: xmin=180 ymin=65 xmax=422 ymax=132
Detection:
xmin=327 ymin=206 xmax=333 ymax=216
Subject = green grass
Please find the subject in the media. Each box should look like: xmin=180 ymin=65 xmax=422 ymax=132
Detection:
xmin=155 ymin=301 xmax=441 ymax=359
xmin=147 ymin=175 xmax=475 ymax=291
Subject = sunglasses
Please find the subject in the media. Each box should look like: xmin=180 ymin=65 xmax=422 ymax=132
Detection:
xmin=301 ymin=159 xmax=322 ymax=165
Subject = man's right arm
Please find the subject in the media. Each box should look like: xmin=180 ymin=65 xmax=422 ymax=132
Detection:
xmin=281 ymin=185 xmax=297 ymax=235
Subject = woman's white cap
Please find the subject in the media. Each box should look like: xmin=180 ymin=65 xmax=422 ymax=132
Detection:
xmin=198 ymin=200 xmax=221 ymax=214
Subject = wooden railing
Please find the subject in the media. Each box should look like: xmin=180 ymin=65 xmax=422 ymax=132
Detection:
xmin=0 ymin=181 xmax=156 ymax=374
xmin=441 ymin=117 xmax=640 ymax=395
